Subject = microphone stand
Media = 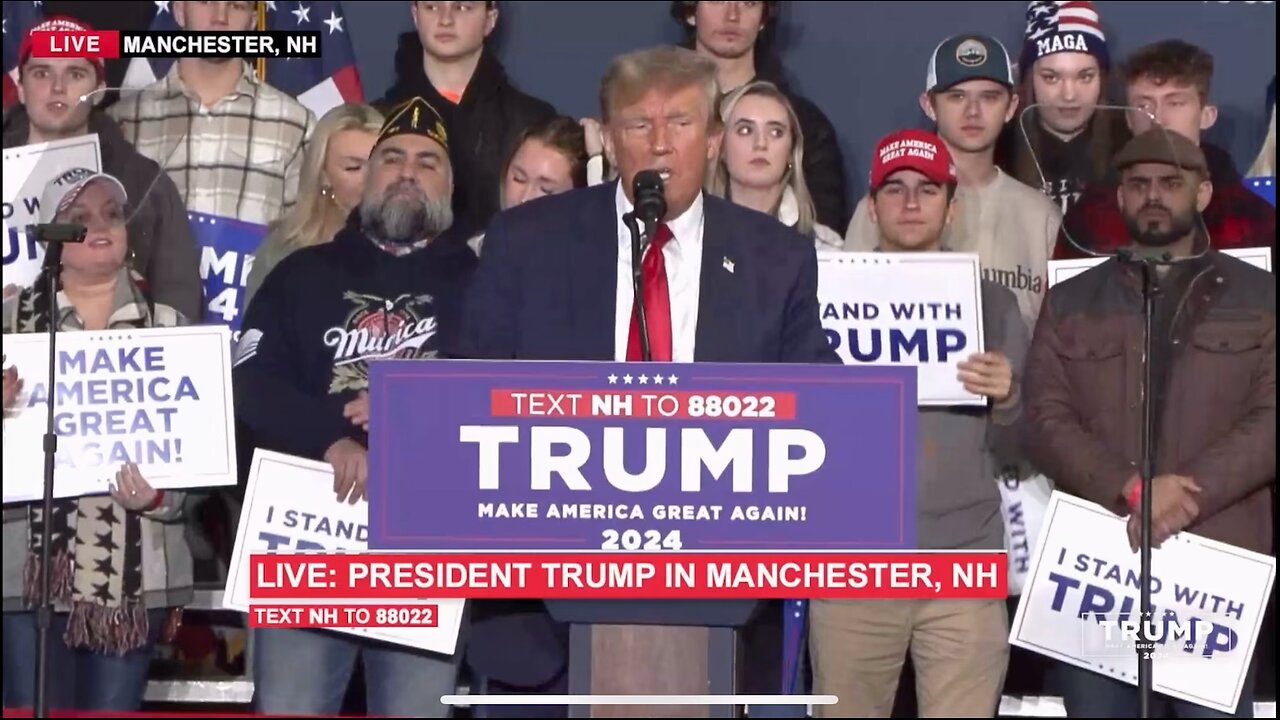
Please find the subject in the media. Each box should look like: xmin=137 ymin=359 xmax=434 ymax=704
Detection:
xmin=623 ymin=212 xmax=652 ymax=362
xmin=1118 ymin=248 xmax=1161 ymax=719
xmin=34 ymin=240 xmax=66 ymax=719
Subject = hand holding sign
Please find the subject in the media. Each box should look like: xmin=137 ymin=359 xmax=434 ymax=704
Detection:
xmin=343 ymin=391 xmax=370 ymax=432
xmin=109 ymin=462 xmax=158 ymax=512
xmin=325 ymin=438 xmax=368 ymax=505
xmin=956 ymin=352 xmax=1014 ymax=406
xmin=3 ymin=365 xmax=22 ymax=410
xmin=1125 ymin=474 xmax=1202 ymax=552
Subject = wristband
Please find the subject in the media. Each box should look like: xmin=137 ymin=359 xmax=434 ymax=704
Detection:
xmin=143 ymin=489 xmax=166 ymax=513
xmin=1125 ymin=482 xmax=1141 ymax=510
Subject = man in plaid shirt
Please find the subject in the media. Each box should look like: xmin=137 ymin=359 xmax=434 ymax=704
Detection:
xmin=1055 ymin=40 xmax=1275 ymax=260
xmin=108 ymin=1 xmax=314 ymax=227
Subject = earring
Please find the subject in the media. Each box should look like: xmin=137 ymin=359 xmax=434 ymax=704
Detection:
xmin=321 ymin=186 xmax=335 ymax=201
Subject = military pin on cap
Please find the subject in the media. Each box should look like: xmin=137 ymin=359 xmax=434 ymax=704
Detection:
xmin=723 ymin=256 xmax=735 ymax=274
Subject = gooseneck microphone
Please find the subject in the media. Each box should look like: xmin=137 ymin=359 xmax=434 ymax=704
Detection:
xmin=622 ymin=170 xmax=667 ymax=362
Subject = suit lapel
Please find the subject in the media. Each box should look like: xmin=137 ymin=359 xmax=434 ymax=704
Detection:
xmin=570 ymin=183 xmax=621 ymax=360
xmin=695 ymin=197 xmax=742 ymax=362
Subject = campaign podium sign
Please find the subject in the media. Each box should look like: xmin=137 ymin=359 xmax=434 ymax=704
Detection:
xmin=366 ymin=360 xmax=917 ymax=553
xmin=366 ymin=359 xmax=917 ymax=717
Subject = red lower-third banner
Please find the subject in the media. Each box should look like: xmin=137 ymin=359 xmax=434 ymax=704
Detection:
xmin=250 ymin=552 xmax=1006 ymax=600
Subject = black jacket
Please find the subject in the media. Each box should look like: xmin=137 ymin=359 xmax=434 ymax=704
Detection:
xmin=233 ymin=214 xmax=478 ymax=461
xmin=379 ymin=34 xmax=558 ymax=234
xmin=753 ymin=63 xmax=849 ymax=232
xmin=3 ymin=105 xmax=203 ymax=320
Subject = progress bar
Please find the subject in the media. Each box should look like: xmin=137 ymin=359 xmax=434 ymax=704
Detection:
xmin=443 ymin=695 xmax=838 ymax=706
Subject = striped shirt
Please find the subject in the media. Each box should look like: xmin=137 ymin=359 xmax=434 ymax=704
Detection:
xmin=108 ymin=60 xmax=315 ymax=227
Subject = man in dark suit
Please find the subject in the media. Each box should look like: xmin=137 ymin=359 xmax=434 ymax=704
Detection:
xmin=455 ymin=45 xmax=837 ymax=366
xmin=452 ymin=44 xmax=838 ymax=717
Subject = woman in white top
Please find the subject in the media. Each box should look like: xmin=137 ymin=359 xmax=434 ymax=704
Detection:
xmin=707 ymin=80 xmax=843 ymax=249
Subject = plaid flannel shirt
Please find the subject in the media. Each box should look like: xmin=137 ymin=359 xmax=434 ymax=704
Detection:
xmin=1055 ymin=144 xmax=1276 ymax=260
xmin=108 ymin=61 xmax=315 ymax=227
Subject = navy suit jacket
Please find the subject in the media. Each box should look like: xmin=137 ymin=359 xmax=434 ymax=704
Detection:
xmin=452 ymin=181 xmax=840 ymax=364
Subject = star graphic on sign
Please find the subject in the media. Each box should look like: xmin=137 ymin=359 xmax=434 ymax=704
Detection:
xmin=653 ymin=375 xmax=665 ymax=385
xmin=292 ymin=2 xmax=311 ymax=24
xmin=607 ymin=374 xmax=618 ymax=385
xmin=668 ymin=374 xmax=679 ymax=385
xmin=323 ymin=9 xmax=344 ymax=33
xmin=623 ymin=374 xmax=633 ymax=385
xmin=638 ymin=375 xmax=649 ymax=385
xmin=266 ymin=1 xmax=277 ymax=10
xmin=155 ymin=0 xmax=170 ymax=13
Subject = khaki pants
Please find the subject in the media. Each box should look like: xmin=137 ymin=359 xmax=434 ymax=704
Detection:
xmin=809 ymin=598 xmax=1009 ymax=718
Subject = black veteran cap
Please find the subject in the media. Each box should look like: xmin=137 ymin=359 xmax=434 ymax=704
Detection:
xmin=375 ymin=96 xmax=449 ymax=152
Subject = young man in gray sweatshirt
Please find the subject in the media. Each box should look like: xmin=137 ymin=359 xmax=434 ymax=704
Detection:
xmin=809 ymin=129 xmax=1028 ymax=718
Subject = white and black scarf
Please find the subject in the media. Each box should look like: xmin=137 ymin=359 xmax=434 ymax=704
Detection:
xmin=16 ymin=269 xmax=154 ymax=655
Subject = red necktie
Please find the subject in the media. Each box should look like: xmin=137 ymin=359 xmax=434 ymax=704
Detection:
xmin=627 ymin=223 xmax=674 ymax=361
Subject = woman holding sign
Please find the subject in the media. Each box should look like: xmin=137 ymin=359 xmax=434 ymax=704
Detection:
xmin=1 ymin=168 xmax=194 ymax=712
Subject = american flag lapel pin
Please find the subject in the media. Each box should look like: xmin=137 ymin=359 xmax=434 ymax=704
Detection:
xmin=723 ymin=256 xmax=735 ymax=274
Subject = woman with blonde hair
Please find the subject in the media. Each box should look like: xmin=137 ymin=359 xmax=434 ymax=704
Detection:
xmin=708 ymin=80 xmax=843 ymax=249
xmin=243 ymin=103 xmax=383 ymax=310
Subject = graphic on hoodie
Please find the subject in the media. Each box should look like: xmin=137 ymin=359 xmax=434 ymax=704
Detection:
xmin=325 ymin=290 xmax=439 ymax=393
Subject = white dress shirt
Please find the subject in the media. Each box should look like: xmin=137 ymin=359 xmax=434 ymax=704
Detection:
xmin=614 ymin=182 xmax=705 ymax=362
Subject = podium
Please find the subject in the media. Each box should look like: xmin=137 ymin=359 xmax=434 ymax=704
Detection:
xmin=365 ymin=359 xmax=919 ymax=718
xmin=546 ymin=600 xmax=763 ymax=718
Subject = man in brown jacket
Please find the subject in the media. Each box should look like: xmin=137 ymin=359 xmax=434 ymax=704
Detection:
xmin=1023 ymin=127 xmax=1275 ymax=717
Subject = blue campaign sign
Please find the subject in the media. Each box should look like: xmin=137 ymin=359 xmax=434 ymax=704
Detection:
xmin=366 ymin=360 xmax=918 ymax=552
xmin=190 ymin=212 xmax=267 ymax=342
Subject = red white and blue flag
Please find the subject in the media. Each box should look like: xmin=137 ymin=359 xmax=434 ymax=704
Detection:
xmin=2 ymin=1 xmax=47 ymax=110
xmin=121 ymin=0 xmax=362 ymax=117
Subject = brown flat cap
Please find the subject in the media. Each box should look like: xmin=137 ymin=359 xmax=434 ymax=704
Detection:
xmin=1112 ymin=128 xmax=1208 ymax=174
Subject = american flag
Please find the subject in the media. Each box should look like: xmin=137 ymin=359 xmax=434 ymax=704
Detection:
xmin=2 ymin=1 xmax=46 ymax=110
xmin=121 ymin=0 xmax=362 ymax=118
xmin=1024 ymin=1 xmax=1105 ymax=43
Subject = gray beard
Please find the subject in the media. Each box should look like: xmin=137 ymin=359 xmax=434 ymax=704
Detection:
xmin=360 ymin=181 xmax=454 ymax=246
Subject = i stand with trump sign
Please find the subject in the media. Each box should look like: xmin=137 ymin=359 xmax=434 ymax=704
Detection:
xmin=1009 ymin=491 xmax=1276 ymax=714
xmin=2 ymin=325 xmax=238 ymax=502
xmin=223 ymin=450 xmax=467 ymax=656
xmin=816 ymin=251 xmax=985 ymax=406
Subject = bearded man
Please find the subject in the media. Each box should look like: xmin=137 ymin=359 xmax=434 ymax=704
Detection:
xmin=231 ymin=96 xmax=477 ymax=718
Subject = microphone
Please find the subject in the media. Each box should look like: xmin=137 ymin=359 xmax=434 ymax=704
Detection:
xmin=623 ymin=170 xmax=668 ymax=363
xmin=28 ymin=223 xmax=88 ymax=246
xmin=632 ymin=169 xmax=667 ymax=228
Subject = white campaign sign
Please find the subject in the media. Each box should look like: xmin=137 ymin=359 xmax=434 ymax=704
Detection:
xmin=1048 ymin=247 xmax=1272 ymax=286
xmin=2 ymin=325 xmax=238 ymax=503
xmin=817 ymin=251 xmax=986 ymax=406
xmin=1009 ymin=491 xmax=1276 ymax=714
xmin=224 ymin=450 xmax=466 ymax=657
xmin=3 ymin=136 xmax=104 ymax=289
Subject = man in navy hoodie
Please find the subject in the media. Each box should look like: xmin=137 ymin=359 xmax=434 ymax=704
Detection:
xmin=232 ymin=96 xmax=477 ymax=718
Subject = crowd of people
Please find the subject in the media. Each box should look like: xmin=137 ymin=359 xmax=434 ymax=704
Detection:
xmin=1 ymin=1 xmax=1275 ymax=718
